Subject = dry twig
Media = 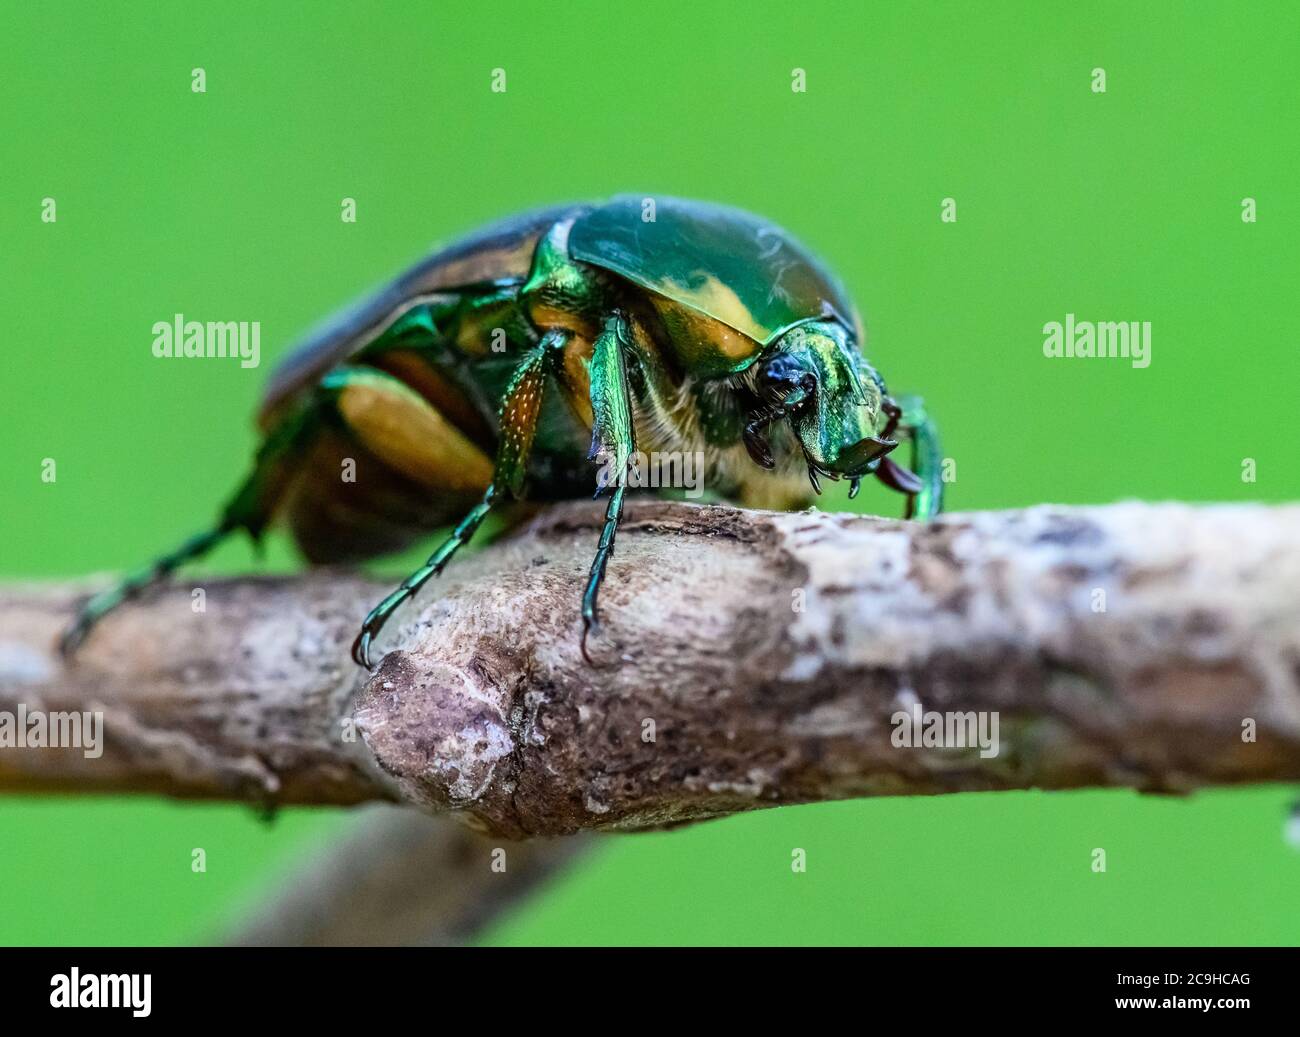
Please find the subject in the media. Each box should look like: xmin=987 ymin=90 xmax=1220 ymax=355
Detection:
xmin=2 ymin=500 xmax=1299 ymax=838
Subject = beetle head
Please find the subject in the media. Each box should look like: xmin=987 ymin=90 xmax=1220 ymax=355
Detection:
xmin=745 ymin=320 xmax=896 ymax=490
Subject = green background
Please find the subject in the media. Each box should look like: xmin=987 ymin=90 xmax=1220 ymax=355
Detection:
xmin=2 ymin=1 xmax=1297 ymax=945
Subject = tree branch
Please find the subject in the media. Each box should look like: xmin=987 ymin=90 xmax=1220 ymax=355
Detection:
xmin=218 ymin=806 xmax=591 ymax=946
xmin=3 ymin=500 xmax=1299 ymax=837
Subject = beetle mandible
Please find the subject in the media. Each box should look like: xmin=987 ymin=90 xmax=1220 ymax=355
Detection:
xmin=60 ymin=195 xmax=943 ymax=667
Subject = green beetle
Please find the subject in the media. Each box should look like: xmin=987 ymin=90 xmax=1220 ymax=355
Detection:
xmin=60 ymin=195 xmax=943 ymax=667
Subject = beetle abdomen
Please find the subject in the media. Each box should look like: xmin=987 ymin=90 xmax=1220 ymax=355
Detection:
xmin=282 ymin=427 xmax=485 ymax=563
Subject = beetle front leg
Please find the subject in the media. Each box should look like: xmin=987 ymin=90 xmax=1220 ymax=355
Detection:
xmin=876 ymin=394 xmax=943 ymax=520
xmin=350 ymin=331 xmax=565 ymax=668
xmin=580 ymin=313 xmax=637 ymax=664
xmin=898 ymin=394 xmax=943 ymax=519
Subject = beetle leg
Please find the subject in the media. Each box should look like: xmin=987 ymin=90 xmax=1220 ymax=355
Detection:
xmin=58 ymin=527 xmax=234 ymax=657
xmin=580 ymin=313 xmax=637 ymax=664
xmin=877 ymin=395 xmax=943 ymax=519
xmin=350 ymin=486 xmax=499 ymax=668
xmin=350 ymin=332 xmax=565 ymax=668
xmin=59 ymin=406 xmax=316 ymax=658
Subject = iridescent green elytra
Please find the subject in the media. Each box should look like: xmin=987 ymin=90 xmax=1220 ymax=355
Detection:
xmin=60 ymin=195 xmax=943 ymax=667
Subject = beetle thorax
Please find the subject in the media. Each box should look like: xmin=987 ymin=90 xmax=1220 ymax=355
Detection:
xmin=629 ymin=367 xmax=815 ymax=510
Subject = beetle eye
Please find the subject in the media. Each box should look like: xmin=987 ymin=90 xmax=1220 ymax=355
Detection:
xmin=759 ymin=361 xmax=814 ymax=402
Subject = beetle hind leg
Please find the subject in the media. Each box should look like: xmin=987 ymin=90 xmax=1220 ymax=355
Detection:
xmin=59 ymin=527 xmax=225 ymax=657
xmin=58 ymin=409 xmax=313 ymax=658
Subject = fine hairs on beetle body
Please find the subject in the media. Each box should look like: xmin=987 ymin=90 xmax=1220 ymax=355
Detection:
xmin=60 ymin=195 xmax=944 ymax=667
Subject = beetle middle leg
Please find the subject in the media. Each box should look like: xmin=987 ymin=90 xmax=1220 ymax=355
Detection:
xmin=349 ymin=330 xmax=568 ymax=668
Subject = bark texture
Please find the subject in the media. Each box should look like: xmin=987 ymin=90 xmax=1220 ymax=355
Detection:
xmin=2 ymin=499 xmax=1298 ymax=838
